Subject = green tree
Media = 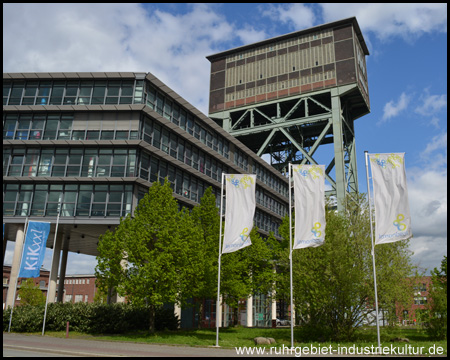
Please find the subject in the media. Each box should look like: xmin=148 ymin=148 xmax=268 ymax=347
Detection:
xmin=95 ymin=215 xmax=131 ymax=303
xmin=426 ymin=256 xmax=447 ymax=339
xmin=96 ymin=179 xmax=202 ymax=332
xmin=278 ymin=194 xmax=416 ymax=341
xmin=190 ymin=187 xmax=220 ymax=327
xmin=17 ymin=278 xmax=46 ymax=306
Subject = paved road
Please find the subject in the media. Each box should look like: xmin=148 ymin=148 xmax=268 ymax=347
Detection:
xmin=3 ymin=333 xmax=238 ymax=357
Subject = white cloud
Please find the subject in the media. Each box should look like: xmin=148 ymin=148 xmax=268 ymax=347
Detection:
xmin=261 ymin=4 xmax=316 ymax=30
xmin=319 ymin=3 xmax=447 ymax=41
xmin=406 ymin=130 xmax=447 ymax=274
xmin=419 ymin=131 xmax=448 ymax=170
xmin=3 ymin=3 xmax=261 ymax=115
xmin=235 ymin=26 xmax=268 ymax=45
xmin=414 ymin=90 xmax=447 ymax=128
xmin=379 ymin=92 xmax=411 ymax=124
xmin=409 ymin=235 xmax=447 ymax=274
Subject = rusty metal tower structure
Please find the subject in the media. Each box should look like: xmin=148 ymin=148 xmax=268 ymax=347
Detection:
xmin=207 ymin=17 xmax=370 ymax=209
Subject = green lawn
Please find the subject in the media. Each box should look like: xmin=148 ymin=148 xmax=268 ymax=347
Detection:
xmin=38 ymin=326 xmax=446 ymax=355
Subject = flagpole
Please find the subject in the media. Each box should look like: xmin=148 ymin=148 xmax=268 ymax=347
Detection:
xmin=8 ymin=217 xmax=29 ymax=332
xmin=365 ymin=151 xmax=381 ymax=349
xmin=42 ymin=207 xmax=61 ymax=336
xmin=288 ymin=163 xmax=294 ymax=349
xmin=215 ymin=172 xmax=225 ymax=347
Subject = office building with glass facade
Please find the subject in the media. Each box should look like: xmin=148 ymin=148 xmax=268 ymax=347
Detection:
xmin=3 ymin=71 xmax=288 ymax=325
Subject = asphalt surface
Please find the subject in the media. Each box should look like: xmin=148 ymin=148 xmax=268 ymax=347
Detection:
xmin=3 ymin=332 xmax=238 ymax=357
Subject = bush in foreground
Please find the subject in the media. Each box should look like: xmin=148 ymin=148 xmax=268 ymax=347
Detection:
xmin=3 ymin=302 xmax=179 ymax=333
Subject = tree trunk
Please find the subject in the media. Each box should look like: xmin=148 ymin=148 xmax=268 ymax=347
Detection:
xmin=197 ymin=299 xmax=204 ymax=329
xmin=149 ymin=304 xmax=156 ymax=333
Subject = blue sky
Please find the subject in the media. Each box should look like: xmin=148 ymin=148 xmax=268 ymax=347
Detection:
xmin=3 ymin=3 xmax=447 ymax=275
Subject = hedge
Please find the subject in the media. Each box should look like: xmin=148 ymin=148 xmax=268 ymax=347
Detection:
xmin=3 ymin=302 xmax=179 ymax=333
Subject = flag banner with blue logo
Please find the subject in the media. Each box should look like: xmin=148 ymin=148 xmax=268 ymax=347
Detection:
xmin=222 ymin=174 xmax=256 ymax=254
xmin=18 ymin=221 xmax=51 ymax=278
xmin=293 ymin=165 xmax=326 ymax=249
xmin=369 ymin=153 xmax=412 ymax=245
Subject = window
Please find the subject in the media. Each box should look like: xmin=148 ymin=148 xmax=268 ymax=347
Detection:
xmin=50 ymin=83 xmax=65 ymax=105
xmin=92 ymin=184 xmax=107 ymax=216
xmin=24 ymin=148 xmax=39 ymax=176
xmin=58 ymin=117 xmax=73 ymax=139
xmin=31 ymin=185 xmax=47 ymax=216
xmin=77 ymin=185 xmax=93 ymax=216
xmin=15 ymin=116 xmax=31 ymax=140
xmin=16 ymin=184 xmax=33 ymax=216
xmin=107 ymin=185 xmax=123 ymax=216
xmin=9 ymin=82 xmax=24 ymax=105
xmin=97 ymin=150 xmax=112 ymax=177
xmin=66 ymin=149 xmax=82 ymax=176
xmin=3 ymin=117 xmax=17 ymax=139
xmin=38 ymin=150 xmax=53 ymax=176
xmin=106 ymin=82 xmax=120 ymax=104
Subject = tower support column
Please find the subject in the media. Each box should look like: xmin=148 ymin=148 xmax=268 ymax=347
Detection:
xmin=331 ymin=90 xmax=346 ymax=211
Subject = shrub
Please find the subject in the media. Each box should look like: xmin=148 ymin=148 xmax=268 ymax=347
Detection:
xmin=3 ymin=302 xmax=180 ymax=334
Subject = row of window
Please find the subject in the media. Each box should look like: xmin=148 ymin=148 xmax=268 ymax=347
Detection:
xmin=137 ymin=157 xmax=222 ymax=207
xmin=3 ymin=111 xmax=231 ymax=168
xmin=142 ymin=116 xmax=228 ymax=182
xmin=64 ymin=295 xmax=89 ymax=303
xmin=3 ymin=79 xmax=144 ymax=106
xmin=61 ymin=278 xmax=90 ymax=285
xmin=413 ymin=296 xmax=427 ymax=305
xmin=252 ymin=162 xmax=288 ymax=198
xmin=3 ymin=145 xmax=286 ymax=219
xmin=3 ymin=183 xmax=133 ymax=217
xmin=3 ymin=114 xmax=140 ymax=141
xmin=137 ymin=148 xmax=286 ymax=219
xmin=4 ymin=148 xmax=136 ymax=178
xmin=255 ymin=209 xmax=280 ymax=237
xmin=256 ymin=188 xmax=286 ymax=218
xmin=3 ymin=109 xmax=287 ymax=202
xmin=145 ymin=84 xmax=230 ymax=159
xmin=234 ymin=148 xmax=249 ymax=171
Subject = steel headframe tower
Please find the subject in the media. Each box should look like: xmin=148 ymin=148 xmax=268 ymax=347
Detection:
xmin=207 ymin=17 xmax=370 ymax=210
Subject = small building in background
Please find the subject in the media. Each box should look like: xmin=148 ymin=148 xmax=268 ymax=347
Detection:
xmin=3 ymin=265 xmax=98 ymax=308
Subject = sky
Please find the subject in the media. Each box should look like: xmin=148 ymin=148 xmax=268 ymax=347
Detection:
xmin=3 ymin=3 xmax=447 ymax=276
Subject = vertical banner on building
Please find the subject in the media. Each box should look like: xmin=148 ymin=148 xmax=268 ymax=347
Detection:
xmin=293 ymin=165 xmax=326 ymax=249
xmin=18 ymin=221 xmax=50 ymax=278
xmin=222 ymin=174 xmax=256 ymax=254
xmin=369 ymin=153 xmax=412 ymax=245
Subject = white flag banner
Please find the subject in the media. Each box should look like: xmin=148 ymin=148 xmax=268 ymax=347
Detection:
xmin=222 ymin=174 xmax=256 ymax=254
xmin=293 ymin=165 xmax=326 ymax=249
xmin=369 ymin=153 xmax=412 ymax=245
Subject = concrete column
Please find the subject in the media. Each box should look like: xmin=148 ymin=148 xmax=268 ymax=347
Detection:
xmin=174 ymin=303 xmax=181 ymax=329
xmin=246 ymin=295 xmax=253 ymax=327
xmin=47 ymin=234 xmax=63 ymax=303
xmin=56 ymin=246 xmax=69 ymax=302
xmin=5 ymin=225 xmax=25 ymax=308
xmin=3 ymin=224 xmax=7 ymax=264
xmin=272 ymin=297 xmax=277 ymax=322
xmin=217 ymin=295 xmax=223 ymax=328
